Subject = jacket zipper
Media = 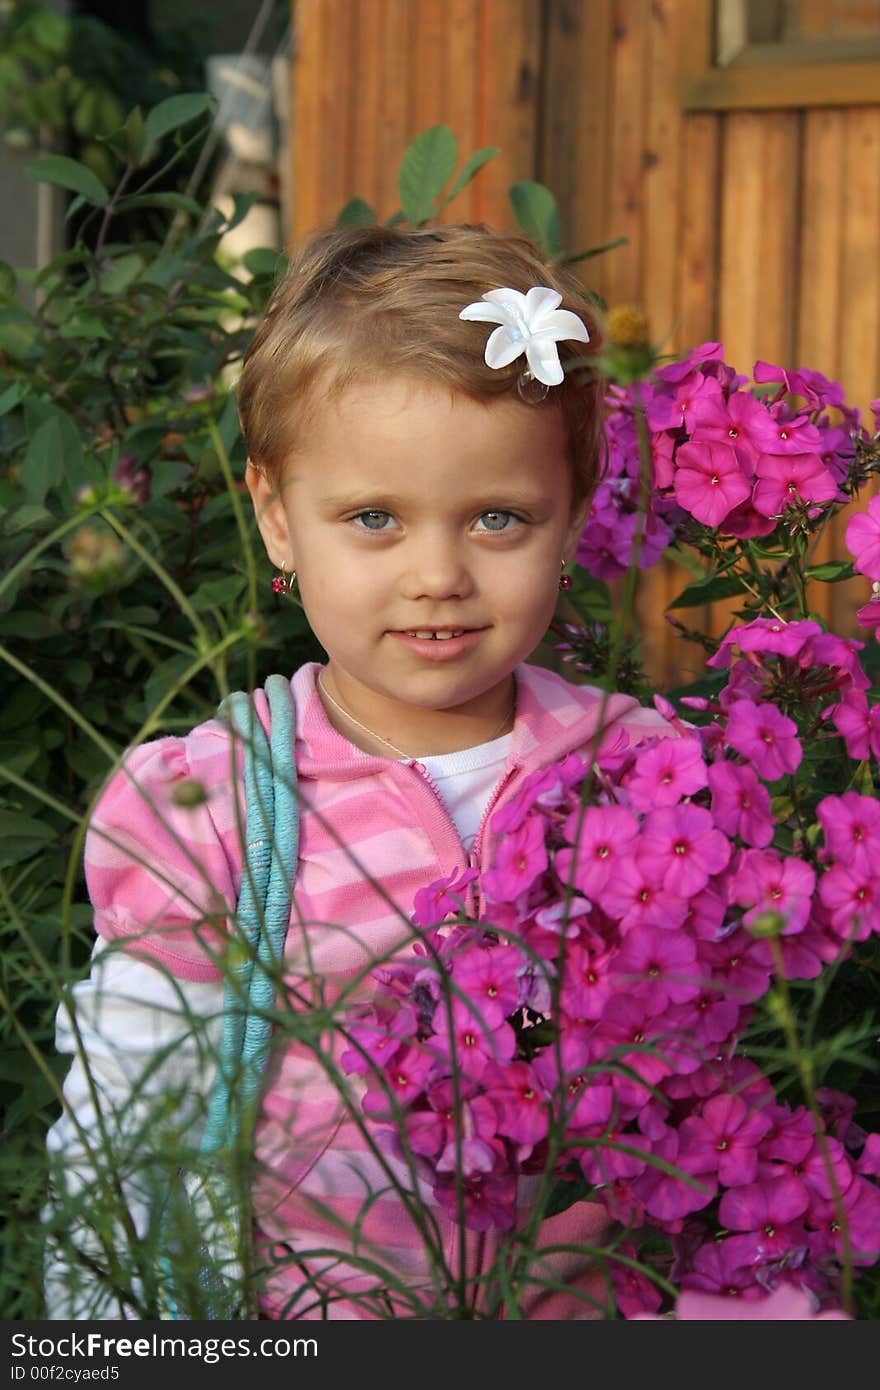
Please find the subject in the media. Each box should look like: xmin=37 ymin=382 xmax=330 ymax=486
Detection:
xmin=407 ymin=758 xmax=518 ymax=919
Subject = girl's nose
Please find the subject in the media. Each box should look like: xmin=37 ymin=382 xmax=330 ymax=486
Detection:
xmin=400 ymin=535 xmax=475 ymax=601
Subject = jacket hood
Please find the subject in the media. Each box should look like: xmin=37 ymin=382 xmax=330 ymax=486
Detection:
xmin=286 ymin=661 xmax=672 ymax=782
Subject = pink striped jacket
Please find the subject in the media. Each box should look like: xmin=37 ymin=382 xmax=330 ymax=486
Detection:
xmin=84 ymin=660 xmax=676 ymax=1319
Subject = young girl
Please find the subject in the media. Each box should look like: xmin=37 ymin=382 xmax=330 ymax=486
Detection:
xmin=45 ymin=223 xmax=676 ymax=1321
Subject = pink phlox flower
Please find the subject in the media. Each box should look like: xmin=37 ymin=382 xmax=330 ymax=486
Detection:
xmin=599 ymin=853 xmax=690 ymax=935
xmin=590 ymin=996 xmax=688 ymax=1104
xmin=718 ymin=496 xmax=777 ymax=539
xmin=556 ymin=803 xmax=639 ymax=899
xmin=340 ymin=1002 xmax=418 ymax=1076
xmin=576 ymin=519 xmax=627 ymax=579
xmin=708 ymin=616 xmax=821 ymax=670
xmin=481 ymin=812 xmax=548 ymax=904
xmin=514 ymin=953 xmax=555 ymax=1014
xmin=651 ymin=428 xmax=676 ymax=488
xmin=815 ymin=1087 xmax=859 ymax=1141
xmin=798 ymin=629 xmax=869 ymax=690
xmin=532 ymin=893 xmax=592 ymax=939
xmin=753 ymin=406 xmax=824 ymax=455
xmin=680 ymin=883 xmax=727 ymax=941
xmin=752 ymin=452 xmax=838 ymax=518
xmin=412 ymin=866 xmax=478 ymax=928
xmin=634 ymin=1131 xmax=717 ymax=1222
xmin=609 ymin=1241 xmax=664 ymax=1318
xmin=725 ymin=699 xmax=802 ymax=780
xmin=608 ymin=507 xmax=672 ymax=571
xmin=652 ymin=693 xmax=694 ymax=736
xmin=858 ymin=1133 xmax=880 ymax=1178
xmin=690 ymin=388 xmax=771 ymax=475
xmin=680 ymin=1240 xmax=767 ymax=1301
xmin=533 ymin=1038 xmax=616 ymax=1132
xmin=431 ymin=995 xmax=516 ymax=1081
xmin=753 ymin=360 xmax=846 ymax=413
xmin=485 ymin=1059 xmax=551 ymax=1148
xmin=663 ymin=990 xmax=742 ymax=1048
xmin=830 ymin=690 xmax=880 ymax=762
xmin=734 ymin=848 xmax=815 ymax=936
xmin=580 ymin=1129 xmax=651 ymax=1186
xmin=707 ymin=760 xmax=774 ymax=848
xmin=624 ymin=735 xmax=707 ymax=812
xmin=717 ymin=658 xmax=767 ymax=712
xmin=638 ymin=804 xmax=731 ymax=899
xmin=559 ymin=942 xmax=616 ymax=1022
xmin=362 ymin=1043 xmax=436 ymax=1118
xmin=856 ymin=591 xmax=880 ymax=637
xmin=673 ymin=440 xmax=752 ymax=527
xmin=433 ymin=1160 xmax=517 ymax=1232
xmin=601 ymin=1177 xmax=646 ymax=1228
xmin=700 ymin=928 xmax=767 ymax=1006
xmin=406 ymin=1078 xmax=497 ymax=1170
xmin=448 ymin=941 xmax=524 ymax=1028
xmin=817 ymin=861 xmax=878 ymax=942
xmin=818 ymin=791 xmax=880 ymax=874
xmin=717 ymin=1178 xmax=810 ymax=1269
xmin=654 ymin=342 xmax=726 ymax=384
xmin=817 ymin=423 xmax=856 ymax=484
xmin=806 ymin=1176 xmax=880 ymax=1266
xmin=648 ymin=368 xmax=723 ymax=432
xmin=760 ymin=1135 xmax=854 ymax=1207
xmin=665 ymin=1281 xmax=849 ymax=1319
xmin=679 ymin=1093 xmax=773 ymax=1187
xmin=845 ymin=495 xmax=880 ymax=581
xmin=611 ymin=923 xmax=700 ymax=1015
xmin=759 ymin=1105 xmax=816 ymax=1166
xmin=750 ymin=923 xmax=841 ymax=981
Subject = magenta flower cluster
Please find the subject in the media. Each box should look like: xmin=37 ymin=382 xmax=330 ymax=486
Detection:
xmin=578 ymin=344 xmax=874 ymax=580
xmin=341 ymin=616 xmax=880 ymax=1316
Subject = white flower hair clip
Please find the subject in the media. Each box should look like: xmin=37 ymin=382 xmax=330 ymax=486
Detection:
xmin=459 ymin=286 xmax=590 ymax=400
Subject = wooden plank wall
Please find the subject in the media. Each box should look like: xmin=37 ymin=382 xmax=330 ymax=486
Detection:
xmin=289 ymin=0 xmax=880 ymax=689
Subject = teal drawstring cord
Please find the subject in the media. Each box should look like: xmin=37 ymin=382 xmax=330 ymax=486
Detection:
xmin=159 ymin=674 xmax=298 ymax=1319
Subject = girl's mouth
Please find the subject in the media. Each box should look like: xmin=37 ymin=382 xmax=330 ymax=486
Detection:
xmin=388 ymin=629 xmax=486 ymax=660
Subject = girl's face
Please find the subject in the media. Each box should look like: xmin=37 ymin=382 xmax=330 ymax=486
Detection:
xmin=247 ymin=376 xmax=591 ymax=752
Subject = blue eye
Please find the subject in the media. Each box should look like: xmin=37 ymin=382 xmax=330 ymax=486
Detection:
xmin=353 ymin=510 xmax=394 ymax=531
xmin=476 ymin=510 xmax=518 ymax=532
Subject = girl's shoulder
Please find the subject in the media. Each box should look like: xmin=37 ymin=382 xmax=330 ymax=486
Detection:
xmin=82 ymin=669 xmax=308 ymax=981
xmin=515 ymin=661 xmax=679 ymax=756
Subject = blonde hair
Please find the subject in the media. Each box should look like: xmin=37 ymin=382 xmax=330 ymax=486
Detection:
xmin=237 ymin=223 xmax=604 ymax=501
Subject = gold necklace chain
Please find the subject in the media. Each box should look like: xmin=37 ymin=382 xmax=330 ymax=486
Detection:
xmin=317 ymin=673 xmax=515 ymax=760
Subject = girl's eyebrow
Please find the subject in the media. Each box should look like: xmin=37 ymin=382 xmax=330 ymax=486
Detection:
xmin=318 ymin=489 xmax=549 ymax=511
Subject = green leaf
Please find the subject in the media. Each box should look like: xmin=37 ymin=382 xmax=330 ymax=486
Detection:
xmin=430 ymin=145 xmax=499 ymax=216
xmin=0 ymin=611 xmax=62 ymax=639
xmin=0 ymin=260 xmax=16 ymax=299
xmin=189 ymin=574 xmax=247 ymax=611
xmin=2 ymin=504 xmax=52 ymax=536
xmin=21 ymin=410 xmax=84 ymax=505
xmin=58 ymin=314 xmax=112 ymax=341
xmin=29 ymin=7 xmax=69 ymax=56
xmin=667 ymin=573 xmax=748 ymax=609
xmin=25 ymin=154 xmax=108 ymax=206
xmin=805 ymin=561 xmax=854 ymax=583
xmin=0 ymin=382 xmax=25 ymax=417
xmin=0 ymin=308 xmax=38 ymax=359
xmin=124 ymin=106 xmax=146 ymax=164
xmin=398 ymin=125 xmax=457 ymax=225
xmin=241 ymin=247 xmax=289 ymax=280
xmin=143 ymin=92 xmax=214 ymax=155
xmin=509 ymin=181 xmax=562 ymax=259
xmin=560 ymin=236 xmax=628 ymax=266
xmin=116 ymin=192 xmax=203 ymax=216
xmin=98 ymin=253 xmax=144 ymax=295
xmin=336 ymin=197 xmax=377 ymax=227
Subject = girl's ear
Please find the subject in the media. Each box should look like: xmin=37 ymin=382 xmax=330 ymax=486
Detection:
xmin=244 ymin=460 xmax=296 ymax=569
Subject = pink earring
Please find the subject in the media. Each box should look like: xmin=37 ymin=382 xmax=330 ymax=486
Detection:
xmin=559 ymin=561 xmax=573 ymax=591
xmin=271 ymin=565 xmax=297 ymax=595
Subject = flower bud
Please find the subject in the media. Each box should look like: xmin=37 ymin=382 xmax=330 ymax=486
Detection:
xmin=170 ymin=778 xmax=207 ymax=808
xmin=606 ymin=305 xmax=651 ymax=351
xmin=112 ymin=453 xmax=152 ymax=504
xmin=68 ymin=525 xmax=125 ymax=590
xmin=241 ymin=611 xmax=268 ymax=642
xmin=745 ymin=910 xmax=785 ymax=939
